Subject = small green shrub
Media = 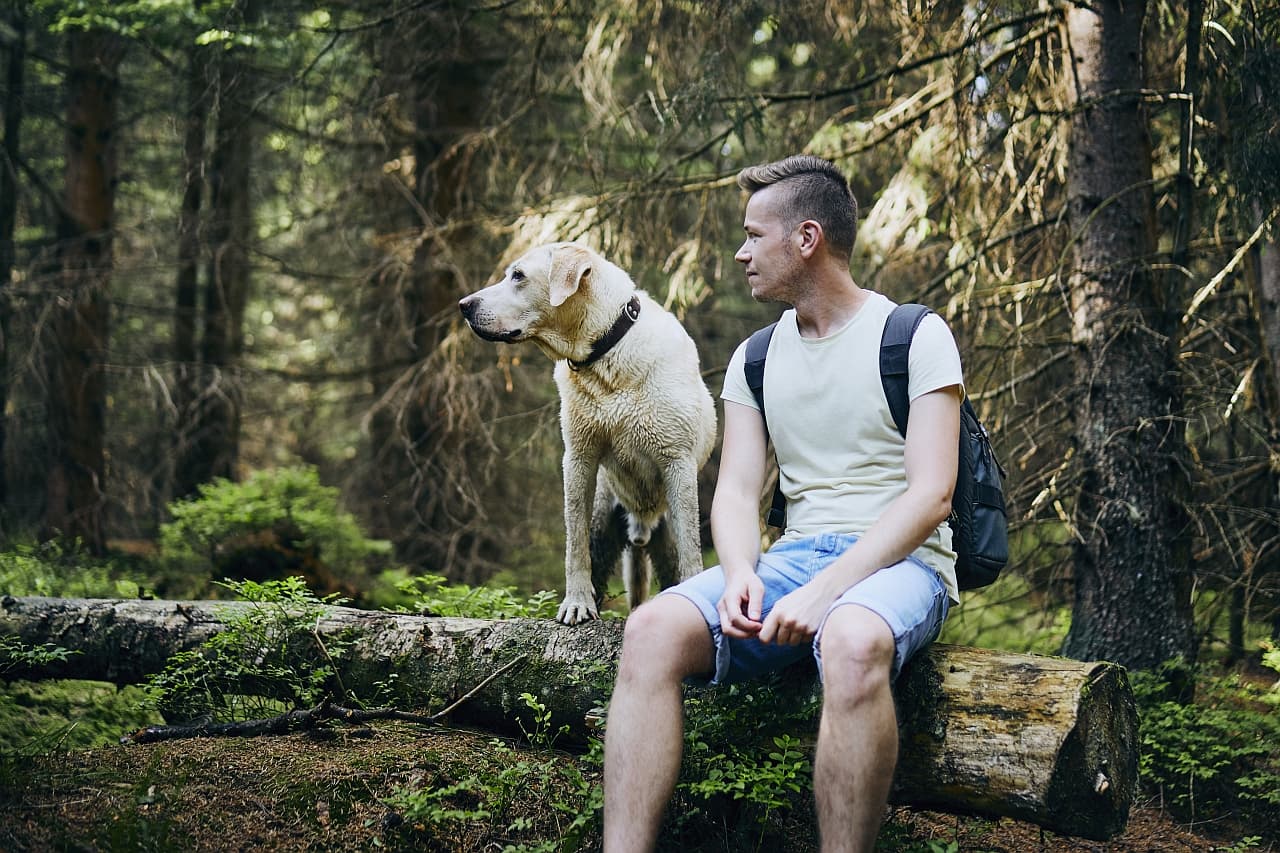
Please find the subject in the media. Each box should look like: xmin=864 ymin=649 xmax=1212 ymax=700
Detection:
xmin=142 ymin=576 xmax=355 ymax=723
xmin=159 ymin=466 xmax=390 ymax=594
xmin=0 ymin=635 xmax=76 ymax=675
xmin=1133 ymin=657 xmax=1280 ymax=835
xmin=667 ymin=674 xmax=822 ymax=850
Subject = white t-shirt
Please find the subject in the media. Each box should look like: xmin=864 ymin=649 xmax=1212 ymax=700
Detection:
xmin=722 ymin=292 xmax=965 ymax=601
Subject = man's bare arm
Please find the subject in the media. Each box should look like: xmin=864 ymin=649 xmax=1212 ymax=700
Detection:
xmin=711 ymin=400 xmax=770 ymax=637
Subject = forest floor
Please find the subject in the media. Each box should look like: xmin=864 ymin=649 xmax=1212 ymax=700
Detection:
xmin=0 ymin=721 xmax=1263 ymax=852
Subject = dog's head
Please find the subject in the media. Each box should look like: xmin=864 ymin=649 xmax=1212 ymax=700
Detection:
xmin=458 ymin=242 xmax=597 ymax=344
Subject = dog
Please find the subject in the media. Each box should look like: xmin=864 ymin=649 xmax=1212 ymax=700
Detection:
xmin=460 ymin=242 xmax=716 ymax=624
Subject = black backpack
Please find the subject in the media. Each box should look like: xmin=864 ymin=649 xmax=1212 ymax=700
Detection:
xmin=742 ymin=303 xmax=1009 ymax=591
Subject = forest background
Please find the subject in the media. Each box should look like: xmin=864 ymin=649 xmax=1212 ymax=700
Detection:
xmin=1 ymin=0 xmax=1279 ymax=847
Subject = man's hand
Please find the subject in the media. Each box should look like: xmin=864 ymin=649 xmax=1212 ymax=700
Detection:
xmin=759 ymin=577 xmax=841 ymax=646
xmin=717 ymin=569 xmax=764 ymax=639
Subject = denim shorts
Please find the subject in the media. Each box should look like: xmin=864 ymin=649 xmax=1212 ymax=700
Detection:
xmin=660 ymin=533 xmax=949 ymax=686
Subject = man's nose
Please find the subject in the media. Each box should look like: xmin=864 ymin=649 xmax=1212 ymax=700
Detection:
xmin=734 ymin=244 xmax=749 ymax=263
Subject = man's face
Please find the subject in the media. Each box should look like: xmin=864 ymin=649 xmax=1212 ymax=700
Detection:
xmin=734 ymin=184 xmax=801 ymax=304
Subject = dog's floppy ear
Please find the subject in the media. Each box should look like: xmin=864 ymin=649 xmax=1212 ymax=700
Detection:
xmin=548 ymin=246 xmax=593 ymax=307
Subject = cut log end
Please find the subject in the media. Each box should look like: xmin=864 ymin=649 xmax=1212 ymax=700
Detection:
xmin=1043 ymin=662 xmax=1139 ymax=840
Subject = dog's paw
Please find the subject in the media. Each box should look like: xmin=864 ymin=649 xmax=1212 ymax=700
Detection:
xmin=556 ymin=592 xmax=600 ymax=625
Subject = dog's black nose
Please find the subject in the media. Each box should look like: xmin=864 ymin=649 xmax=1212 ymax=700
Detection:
xmin=459 ymin=295 xmax=477 ymax=320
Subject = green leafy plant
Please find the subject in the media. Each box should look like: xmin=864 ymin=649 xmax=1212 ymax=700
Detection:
xmin=384 ymin=732 xmax=603 ymax=851
xmin=0 ymin=635 xmax=76 ymax=675
xmin=517 ymin=691 xmax=570 ymax=750
xmin=667 ymin=675 xmax=822 ymax=849
xmin=0 ymin=539 xmax=144 ymax=599
xmin=684 ymin=732 xmax=811 ymax=817
xmin=159 ymin=466 xmax=389 ymax=593
xmin=141 ymin=576 xmax=354 ymax=723
xmin=1132 ymin=659 xmax=1280 ymax=835
xmin=1261 ymin=640 xmax=1280 ymax=706
xmin=394 ymin=573 xmax=561 ymax=619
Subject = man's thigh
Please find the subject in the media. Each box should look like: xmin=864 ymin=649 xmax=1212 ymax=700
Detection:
xmin=815 ymin=558 xmax=949 ymax=682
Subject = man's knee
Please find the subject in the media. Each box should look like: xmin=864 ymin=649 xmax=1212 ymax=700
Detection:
xmin=818 ymin=605 xmax=895 ymax=703
xmin=618 ymin=595 xmax=713 ymax=682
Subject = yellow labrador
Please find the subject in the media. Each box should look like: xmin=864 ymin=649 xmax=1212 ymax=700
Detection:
xmin=460 ymin=243 xmax=716 ymax=624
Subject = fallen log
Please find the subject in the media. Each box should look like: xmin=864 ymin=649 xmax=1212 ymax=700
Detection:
xmin=0 ymin=595 xmax=1136 ymax=840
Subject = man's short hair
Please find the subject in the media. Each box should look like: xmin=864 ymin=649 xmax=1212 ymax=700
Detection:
xmin=737 ymin=155 xmax=858 ymax=261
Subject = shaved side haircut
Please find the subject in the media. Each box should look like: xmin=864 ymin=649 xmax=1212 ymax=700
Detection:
xmin=737 ymin=155 xmax=859 ymax=261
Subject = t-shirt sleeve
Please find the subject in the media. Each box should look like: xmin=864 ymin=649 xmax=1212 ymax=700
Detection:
xmin=907 ymin=313 xmax=965 ymax=401
xmin=720 ymin=338 xmax=759 ymax=410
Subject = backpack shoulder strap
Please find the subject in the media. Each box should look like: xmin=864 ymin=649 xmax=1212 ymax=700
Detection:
xmin=879 ymin=304 xmax=933 ymax=438
xmin=744 ymin=322 xmax=776 ymax=419
xmin=742 ymin=321 xmax=785 ymax=528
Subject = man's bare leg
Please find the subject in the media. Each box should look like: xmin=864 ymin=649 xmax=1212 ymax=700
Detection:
xmin=603 ymin=595 xmax=714 ymax=853
xmin=813 ymin=605 xmax=899 ymax=853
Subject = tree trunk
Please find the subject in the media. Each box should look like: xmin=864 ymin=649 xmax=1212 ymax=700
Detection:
xmin=44 ymin=29 xmax=125 ymax=554
xmin=0 ymin=6 xmax=25 ymax=517
xmin=1061 ymin=0 xmax=1197 ymax=669
xmin=184 ymin=1 xmax=258 ymax=486
xmin=171 ymin=41 xmax=210 ymax=500
xmin=1251 ymin=231 xmax=1280 ymax=642
xmin=0 ymin=595 xmax=1138 ymax=841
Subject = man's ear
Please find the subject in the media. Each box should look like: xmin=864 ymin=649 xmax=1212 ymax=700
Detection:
xmin=796 ymin=220 xmax=823 ymax=258
xmin=549 ymin=247 xmax=593 ymax=307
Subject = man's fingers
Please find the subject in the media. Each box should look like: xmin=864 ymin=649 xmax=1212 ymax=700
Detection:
xmin=725 ymin=611 xmax=762 ymax=637
xmin=719 ymin=589 xmax=763 ymax=639
xmin=758 ymin=611 xmax=776 ymax=644
xmin=759 ymin=609 xmax=812 ymax=646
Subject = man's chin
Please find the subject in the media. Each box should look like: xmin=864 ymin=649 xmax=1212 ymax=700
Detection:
xmin=750 ymin=286 xmax=783 ymax=305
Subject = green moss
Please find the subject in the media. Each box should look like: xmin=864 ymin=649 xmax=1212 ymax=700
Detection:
xmin=0 ymin=680 xmax=161 ymax=751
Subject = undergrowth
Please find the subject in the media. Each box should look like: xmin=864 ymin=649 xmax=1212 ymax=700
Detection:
xmin=384 ymin=693 xmax=602 ymax=852
xmin=0 ymin=539 xmax=149 ymax=599
xmin=141 ymin=576 xmax=358 ymax=723
xmin=392 ymin=572 xmax=562 ymax=619
xmin=1132 ymin=653 xmax=1280 ymax=840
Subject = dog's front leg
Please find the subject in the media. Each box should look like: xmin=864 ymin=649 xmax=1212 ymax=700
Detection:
xmin=664 ymin=457 xmax=704 ymax=582
xmin=557 ymin=449 xmax=601 ymax=625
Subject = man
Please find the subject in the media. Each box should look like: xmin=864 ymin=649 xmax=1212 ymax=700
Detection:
xmin=602 ymin=154 xmax=963 ymax=852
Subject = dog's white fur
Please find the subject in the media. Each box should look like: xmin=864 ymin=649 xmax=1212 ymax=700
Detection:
xmin=460 ymin=242 xmax=716 ymax=624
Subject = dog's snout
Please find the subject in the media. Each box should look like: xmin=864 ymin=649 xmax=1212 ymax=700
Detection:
xmin=459 ymin=294 xmax=479 ymax=320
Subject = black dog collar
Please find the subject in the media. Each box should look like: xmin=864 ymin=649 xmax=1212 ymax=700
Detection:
xmin=568 ymin=294 xmax=642 ymax=371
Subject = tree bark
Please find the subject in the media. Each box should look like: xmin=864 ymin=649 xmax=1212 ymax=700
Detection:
xmin=171 ymin=39 xmax=211 ymax=500
xmin=182 ymin=0 xmax=258 ymax=487
xmin=0 ymin=595 xmax=1137 ymax=841
xmin=0 ymin=6 xmax=25 ymax=516
xmin=1062 ymin=0 xmax=1197 ymax=669
xmin=44 ymin=29 xmax=125 ymax=554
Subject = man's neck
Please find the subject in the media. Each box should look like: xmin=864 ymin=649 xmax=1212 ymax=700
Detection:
xmin=793 ymin=275 xmax=867 ymax=338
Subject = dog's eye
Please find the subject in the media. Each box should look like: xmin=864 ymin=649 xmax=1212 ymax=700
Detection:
xmin=511 ymin=269 xmax=525 ymax=283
